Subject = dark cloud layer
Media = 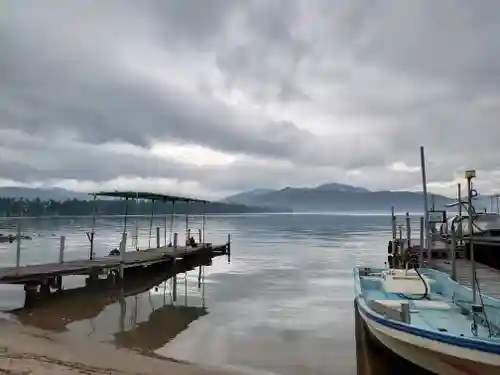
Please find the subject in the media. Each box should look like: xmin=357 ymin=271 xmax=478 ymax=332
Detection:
xmin=1 ymin=1 xmax=500 ymax=197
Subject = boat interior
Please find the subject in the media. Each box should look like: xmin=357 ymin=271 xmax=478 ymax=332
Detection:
xmin=356 ymin=266 xmax=500 ymax=342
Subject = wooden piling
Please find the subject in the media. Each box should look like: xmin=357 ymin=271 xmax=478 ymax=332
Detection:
xmin=197 ymin=265 xmax=202 ymax=288
xmin=15 ymin=221 xmax=21 ymax=270
xmin=59 ymin=236 xmax=66 ymax=263
xmin=405 ymin=212 xmax=411 ymax=247
xmin=227 ymin=233 xmax=231 ymax=263
xmin=184 ymin=272 xmax=188 ymax=305
xmin=120 ymin=232 xmax=127 ymax=280
xmin=173 ymin=232 xmax=178 ymax=302
xmin=156 ymin=227 xmax=160 ymax=248
xmin=391 ymin=207 xmax=396 ymax=256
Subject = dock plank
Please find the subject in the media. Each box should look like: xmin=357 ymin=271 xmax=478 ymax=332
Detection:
xmin=0 ymin=244 xmax=226 ymax=284
xmin=431 ymin=258 xmax=500 ymax=299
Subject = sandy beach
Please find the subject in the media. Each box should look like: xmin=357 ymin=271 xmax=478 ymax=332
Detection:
xmin=0 ymin=318 xmax=233 ymax=375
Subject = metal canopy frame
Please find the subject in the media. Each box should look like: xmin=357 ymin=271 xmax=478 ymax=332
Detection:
xmin=91 ymin=191 xmax=209 ymax=204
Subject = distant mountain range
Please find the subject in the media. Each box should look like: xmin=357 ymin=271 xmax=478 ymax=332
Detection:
xmin=222 ymin=182 xmax=492 ymax=213
xmin=0 ymin=184 xmax=493 ymax=214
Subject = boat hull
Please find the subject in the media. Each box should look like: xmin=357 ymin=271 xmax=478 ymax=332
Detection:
xmin=356 ymin=298 xmax=500 ymax=375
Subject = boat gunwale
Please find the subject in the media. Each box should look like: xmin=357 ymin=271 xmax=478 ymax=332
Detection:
xmin=353 ymin=266 xmax=500 ymax=355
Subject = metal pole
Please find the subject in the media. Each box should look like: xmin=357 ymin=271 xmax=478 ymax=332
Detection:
xmin=15 ymin=221 xmax=21 ymax=270
xmin=202 ymin=203 xmax=206 ymax=245
xmin=391 ymin=206 xmax=396 ymax=256
xmin=173 ymin=232 xmax=178 ymax=302
xmin=120 ymin=198 xmax=129 ymax=281
xmin=458 ymin=183 xmax=462 ymax=245
xmin=120 ymin=232 xmax=127 ymax=280
xmin=169 ymin=202 xmax=176 ymax=245
xmin=419 ymin=216 xmax=424 ymax=268
xmin=122 ymin=198 xmax=129 ymax=234
xmin=405 ymin=212 xmax=411 ymax=247
xmin=90 ymin=194 xmax=97 ymax=260
xmin=134 ymin=193 xmax=139 ymax=250
xmin=185 ymin=207 xmax=189 ymax=247
xmin=164 ymin=214 xmax=168 ymax=247
xmin=156 ymin=227 xmax=160 ymax=248
xmin=466 ymin=175 xmax=476 ymax=304
xmin=451 ymin=224 xmax=457 ymax=281
xmin=420 ymin=146 xmax=431 ymax=258
xmin=148 ymin=201 xmax=155 ymax=249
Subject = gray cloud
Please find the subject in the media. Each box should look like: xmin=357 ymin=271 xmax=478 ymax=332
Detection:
xmin=1 ymin=0 xmax=500 ymax=197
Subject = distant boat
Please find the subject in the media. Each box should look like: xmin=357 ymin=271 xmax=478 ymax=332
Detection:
xmin=354 ymin=266 xmax=500 ymax=374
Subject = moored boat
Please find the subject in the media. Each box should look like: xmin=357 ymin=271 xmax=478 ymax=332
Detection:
xmin=354 ymin=266 xmax=500 ymax=375
xmin=354 ymin=147 xmax=500 ymax=374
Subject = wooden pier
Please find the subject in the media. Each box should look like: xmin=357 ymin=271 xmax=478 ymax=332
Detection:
xmin=0 ymin=243 xmax=229 ymax=285
xmin=431 ymin=258 xmax=500 ymax=299
xmin=0 ymin=190 xmax=233 ymax=306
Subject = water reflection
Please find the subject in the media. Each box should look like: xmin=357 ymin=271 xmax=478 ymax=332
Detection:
xmin=114 ymin=303 xmax=207 ymax=353
xmin=10 ymin=269 xmax=208 ymax=356
xmin=0 ymin=214 xmax=434 ymax=374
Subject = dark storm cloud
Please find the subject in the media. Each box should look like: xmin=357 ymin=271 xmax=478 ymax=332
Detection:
xmin=1 ymin=0 xmax=500 ymax=194
xmin=0 ymin=0 xmax=338 ymax=166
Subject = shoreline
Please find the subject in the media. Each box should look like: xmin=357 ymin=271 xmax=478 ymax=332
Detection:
xmin=0 ymin=318 xmax=234 ymax=375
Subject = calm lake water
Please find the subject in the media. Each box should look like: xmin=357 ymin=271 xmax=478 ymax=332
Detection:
xmin=0 ymin=213 xmax=422 ymax=375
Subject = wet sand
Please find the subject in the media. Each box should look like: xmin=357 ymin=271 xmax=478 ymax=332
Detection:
xmin=0 ymin=318 xmax=234 ymax=375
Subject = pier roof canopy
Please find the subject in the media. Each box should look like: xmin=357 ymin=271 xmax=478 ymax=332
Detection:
xmin=91 ymin=191 xmax=209 ymax=203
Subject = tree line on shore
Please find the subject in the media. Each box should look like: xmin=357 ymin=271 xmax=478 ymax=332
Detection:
xmin=0 ymin=197 xmax=270 ymax=217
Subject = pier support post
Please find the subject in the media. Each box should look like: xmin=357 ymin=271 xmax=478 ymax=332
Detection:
xmin=465 ymin=170 xmax=476 ymax=304
xmin=59 ymin=236 xmax=66 ymax=263
xmin=419 ymin=216 xmax=424 ymax=268
xmin=391 ymin=207 xmax=396 ymax=257
xmin=184 ymin=273 xmax=188 ymax=305
xmin=120 ymin=232 xmax=127 ymax=281
xmin=173 ymin=232 xmax=178 ymax=302
xmin=227 ymin=234 xmax=231 ymax=263
xmin=156 ymin=227 xmax=160 ymax=248
xmin=198 ymin=228 xmax=202 ymax=244
xmin=405 ymin=212 xmax=411 ymax=247
xmin=198 ymin=265 xmax=202 ymax=288
xmin=15 ymin=221 xmax=22 ymax=271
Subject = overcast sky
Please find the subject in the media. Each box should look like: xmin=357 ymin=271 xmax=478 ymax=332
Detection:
xmin=1 ymin=1 xmax=500 ymax=199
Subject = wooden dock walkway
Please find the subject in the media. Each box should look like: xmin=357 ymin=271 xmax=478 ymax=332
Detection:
xmin=431 ymin=258 xmax=500 ymax=299
xmin=0 ymin=243 xmax=228 ymax=284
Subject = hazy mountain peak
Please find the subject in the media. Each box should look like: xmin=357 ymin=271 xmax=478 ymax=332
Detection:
xmin=314 ymin=183 xmax=371 ymax=193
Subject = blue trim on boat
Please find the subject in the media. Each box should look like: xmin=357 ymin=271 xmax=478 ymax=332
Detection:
xmin=356 ymin=296 xmax=500 ymax=355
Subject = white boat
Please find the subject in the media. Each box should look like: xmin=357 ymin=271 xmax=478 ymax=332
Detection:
xmin=354 ymin=266 xmax=500 ymax=375
xmin=354 ymin=147 xmax=500 ymax=374
xmin=440 ymin=201 xmax=500 ymax=238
